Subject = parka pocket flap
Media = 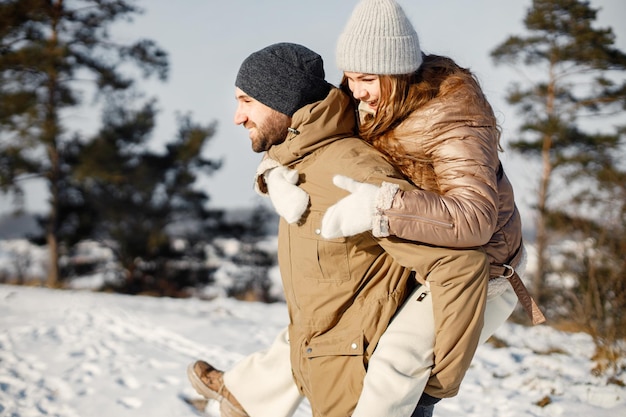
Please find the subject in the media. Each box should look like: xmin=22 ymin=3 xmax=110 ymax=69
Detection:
xmin=297 ymin=211 xmax=346 ymax=243
xmin=304 ymin=331 xmax=365 ymax=359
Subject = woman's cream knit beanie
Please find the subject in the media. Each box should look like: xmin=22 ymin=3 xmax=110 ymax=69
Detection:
xmin=336 ymin=0 xmax=422 ymax=75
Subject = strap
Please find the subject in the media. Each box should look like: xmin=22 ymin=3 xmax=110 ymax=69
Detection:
xmin=505 ymin=268 xmax=546 ymax=325
xmin=490 ymin=242 xmax=546 ymax=325
xmin=490 ymin=242 xmax=524 ymax=279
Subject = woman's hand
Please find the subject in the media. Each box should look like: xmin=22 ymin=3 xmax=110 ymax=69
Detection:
xmin=265 ymin=166 xmax=309 ymax=224
xmin=321 ymin=175 xmax=379 ymax=238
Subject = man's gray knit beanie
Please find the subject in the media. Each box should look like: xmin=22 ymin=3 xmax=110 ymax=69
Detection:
xmin=236 ymin=43 xmax=332 ymax=117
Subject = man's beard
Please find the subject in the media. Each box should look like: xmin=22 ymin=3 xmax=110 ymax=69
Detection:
xmin=251 ymin=111 xmax=291 ymax=153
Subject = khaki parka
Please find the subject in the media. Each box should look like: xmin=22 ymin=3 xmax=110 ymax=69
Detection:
xmin=266 ymin=88 xmax=489 ymax=417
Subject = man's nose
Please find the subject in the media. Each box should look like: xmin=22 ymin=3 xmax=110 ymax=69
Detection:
xmin=233 ymin=108 xmax=246 ymax=125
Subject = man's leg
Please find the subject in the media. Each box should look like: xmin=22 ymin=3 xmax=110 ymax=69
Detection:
xmin=225 ymin=328 xmax=304 ymax=417
xmin=351 ymin=284 xmax=435 ymax=417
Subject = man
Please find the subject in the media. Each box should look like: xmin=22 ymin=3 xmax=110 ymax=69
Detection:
xmin=188 ymin=43 xmax=489 ymax=417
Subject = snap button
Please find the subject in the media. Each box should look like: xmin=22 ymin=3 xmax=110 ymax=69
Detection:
xmin=307 ymin=347 xmax=312 ymax=354
xmin=315 ymin=228 xmax=321 ymax=235
xmin=351 ymin=343 xmax=358 ymax=350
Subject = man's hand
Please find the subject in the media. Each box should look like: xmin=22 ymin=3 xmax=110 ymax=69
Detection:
xmin=321 ymin=175 xmax=379 ymax=239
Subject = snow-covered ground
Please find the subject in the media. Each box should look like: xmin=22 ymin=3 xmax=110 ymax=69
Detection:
xmin=1 ymin=283 xmax=624 ymax=417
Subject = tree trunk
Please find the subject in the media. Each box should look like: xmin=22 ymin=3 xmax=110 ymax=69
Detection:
xmin=44 ymin=0 xmax=63 ymax=288
xmin=533 ymin=141 xmax=551 ymax=301
xmin=46 ymin=224 xmax=59 ymax=287
xmin=533 ymin=62 xmax=557 ymax=302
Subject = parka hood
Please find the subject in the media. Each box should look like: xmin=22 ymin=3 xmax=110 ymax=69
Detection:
xmin=267 ymin=88 xmax=356 ymax=166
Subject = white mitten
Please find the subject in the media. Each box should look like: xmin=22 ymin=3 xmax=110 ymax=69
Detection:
xmin=321 ymin=175 xmax=380 ymax=239
xmin=265 ymin=166 xmax=309 ymax=224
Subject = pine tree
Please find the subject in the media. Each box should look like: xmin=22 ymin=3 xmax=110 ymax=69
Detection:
xmin=0 ymin=0 xmax=168 ymax=287
xmin=73 ymin=101 xmax=222 ymax=295
xmin=490 ymin=0 xmax=626 ymax=304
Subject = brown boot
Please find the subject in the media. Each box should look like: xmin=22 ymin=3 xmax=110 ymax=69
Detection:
xmin=187 ymin=360 xmax=249 ymax=417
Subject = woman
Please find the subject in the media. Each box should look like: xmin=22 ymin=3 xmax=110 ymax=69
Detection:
xmin=322 ymin=1 xmax=544 ymax=415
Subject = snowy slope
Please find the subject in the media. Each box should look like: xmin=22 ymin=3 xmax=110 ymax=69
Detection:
xmin=1 ymin=284 xmax=624 ymax=417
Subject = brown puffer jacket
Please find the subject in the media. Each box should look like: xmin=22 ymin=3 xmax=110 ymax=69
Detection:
xmin=377 ymin=85 xmax=524 ymax=278
xmin=267 ymin=88 xmax=489 ymax=416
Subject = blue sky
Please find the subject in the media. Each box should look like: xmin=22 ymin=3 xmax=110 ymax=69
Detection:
xmin=2 ymin=0 xmax=625 ymax=226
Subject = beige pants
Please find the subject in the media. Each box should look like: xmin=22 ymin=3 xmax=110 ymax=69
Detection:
xmin=225 ymin=284 xmax=517 ymax=417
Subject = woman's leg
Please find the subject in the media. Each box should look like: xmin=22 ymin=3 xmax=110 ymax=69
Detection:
xmin=351 ymin=284 xmax=436 ymax=417
xmin=411 ymin=405 xmax=435 ymax=417
xmin=224 ymin=328 xmax=304 ymax=417
xmin=353 ymin=282 xmax=517 ymax=417
xmin=479 ymin=249 xmax=526 ymax=343
xmin=479 ymin=283 xmax=518 ymax=344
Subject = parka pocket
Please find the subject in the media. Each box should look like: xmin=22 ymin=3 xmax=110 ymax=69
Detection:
xmin=295 ymin=211 xmax=351 ymax=283
xmin=302 ymin=330 xmax=367 ymax=416
xmin=304 ymin=330 xmax=365 ymax=359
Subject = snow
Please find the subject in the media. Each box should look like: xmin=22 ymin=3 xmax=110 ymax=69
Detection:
xmin=1 ymin=283 xmax=624 ymax=417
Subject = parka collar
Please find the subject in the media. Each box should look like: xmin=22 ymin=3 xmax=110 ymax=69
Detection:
xmin=267 ymin=88 xmax=356 ymax=167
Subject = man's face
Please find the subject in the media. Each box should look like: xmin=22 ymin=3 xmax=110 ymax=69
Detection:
xmin=234 ymin=87 xmax=291 ymax=153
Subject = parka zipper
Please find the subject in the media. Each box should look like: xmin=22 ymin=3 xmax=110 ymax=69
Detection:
xmin=384 ymin=210 xmax=455 ymax=229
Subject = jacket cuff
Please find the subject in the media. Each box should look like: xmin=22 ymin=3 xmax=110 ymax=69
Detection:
xmin=254 ymin=156 xmax=282 ymax=196
xmin=372 ymin=182 xmax=399 ymax=237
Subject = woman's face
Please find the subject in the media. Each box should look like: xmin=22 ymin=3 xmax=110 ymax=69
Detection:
xmin=343 ymin=72 xmax=381 ymax=112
